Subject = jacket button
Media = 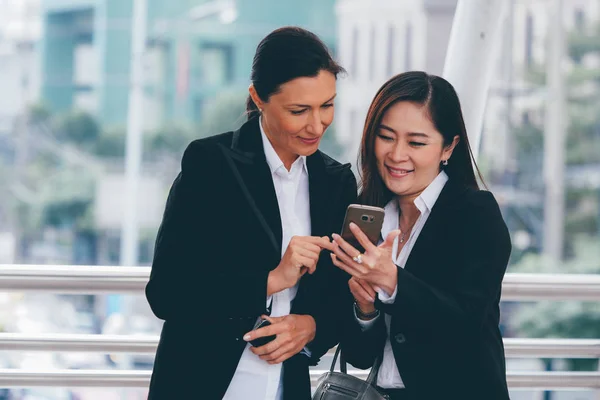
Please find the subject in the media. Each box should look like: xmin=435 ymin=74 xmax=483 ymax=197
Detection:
xmin=394 ymin=333 xmax=406 ymax=344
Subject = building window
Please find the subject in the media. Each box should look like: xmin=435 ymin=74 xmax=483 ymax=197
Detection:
xmin=350 ymin=26 xmax=359 ymax=80
xmin=386 ymin=25 xmax=395 ymax=77
xmin=404 ymin=22 xmax=413 ymax=71
xmin=200 ymin=42 xmax=234 ymax=86
xmin=525 ymin=12 xmax=534 ymax=67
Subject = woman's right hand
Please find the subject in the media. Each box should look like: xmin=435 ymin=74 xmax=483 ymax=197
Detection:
xmin=349 ymin=277 xmax=377 ymax=315
xmin=268 ymin=236 xmax=333 ymax=296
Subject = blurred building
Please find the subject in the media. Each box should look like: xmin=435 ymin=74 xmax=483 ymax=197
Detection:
xmin=483 ymin=0 xmax=600 ymax=180
xmin=334 ymin=0 xmax=458 ymax=162
xmin=40 ymin=0 xmax=338 ymax=129
xmin=0 ymin=0 xmax=41 ymax=133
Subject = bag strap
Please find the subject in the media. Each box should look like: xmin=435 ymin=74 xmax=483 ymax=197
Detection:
xmin=329 ymin=345 xmax=382 ymax=385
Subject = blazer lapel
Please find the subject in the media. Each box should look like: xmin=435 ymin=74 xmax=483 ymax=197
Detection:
xmin=218 ymin=117 xmax=282 ymax=256
xmin=293 ymin=153 xmax=352 ymax=307
xmin=403 ymin=180 xmax=465 ymax=274
xmin=307 ymin=153 xmax=330 ymax=238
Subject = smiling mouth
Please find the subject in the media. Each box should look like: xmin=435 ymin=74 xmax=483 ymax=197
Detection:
xmin=299 ymin=137 xmax=320 ymax=144
xmin=386 ymin=166 xmax=415 ymax=177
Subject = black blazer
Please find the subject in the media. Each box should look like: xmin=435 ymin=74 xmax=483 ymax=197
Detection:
xmin=341 ymin=180 xmax=512 ymax=400
xmin=146 ymin=117 xmax=357 ymax=400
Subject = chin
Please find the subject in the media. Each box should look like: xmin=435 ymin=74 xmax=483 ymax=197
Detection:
xmin=298 ymin=144 xmax=321 ymax=156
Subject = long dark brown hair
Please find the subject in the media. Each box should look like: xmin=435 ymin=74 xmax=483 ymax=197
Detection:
xmin=358 ymin=71 xmax=485 ymax=207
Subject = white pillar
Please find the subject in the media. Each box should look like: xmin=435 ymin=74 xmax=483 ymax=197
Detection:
xmin=543 ymin=0 xmax=565 ymax=261
xmin=120 ymin=0 xmax=147 ymax=267
xmin=442 ymin=0 xmax=507 ymax=160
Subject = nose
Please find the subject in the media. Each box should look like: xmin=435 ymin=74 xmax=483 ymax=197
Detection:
xmin=306 ymin=110 xmax=324 ymax=136
xmin=389 ymin=141 xmax=410 ymax=162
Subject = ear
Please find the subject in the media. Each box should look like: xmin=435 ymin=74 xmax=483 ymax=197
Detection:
xmin=248 ymin=85 xmax=264 ymax=111
xmin=442 ymin=135 xmax=460 ymax=161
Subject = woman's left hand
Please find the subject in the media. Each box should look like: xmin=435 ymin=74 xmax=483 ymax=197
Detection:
xmin=331 ymin=223 xmax=401 ymax=296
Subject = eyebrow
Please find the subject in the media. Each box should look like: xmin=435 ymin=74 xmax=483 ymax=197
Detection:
xmin=379 ymin=124 xmax=430 ymax=138
xmin=288 ymin=94 xmax=337 ymax=108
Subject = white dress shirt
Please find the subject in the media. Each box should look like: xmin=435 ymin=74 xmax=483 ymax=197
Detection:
xmin=223 ymin=117 xmax=311 ymax=400
xmin=356 ymin=171 xmax=448 ymax=389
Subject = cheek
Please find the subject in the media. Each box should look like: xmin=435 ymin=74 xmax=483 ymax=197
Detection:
xmin=276 ymin=115 xmax=305 ymax=137
xmin=414 ymin=151 xmax=443 ymax=173
xmin=322 ymin=108 xmax=334 ymax=126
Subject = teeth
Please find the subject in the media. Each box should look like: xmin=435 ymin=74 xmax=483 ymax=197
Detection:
xmin=388 ymin=167 xmax=411 ymax=174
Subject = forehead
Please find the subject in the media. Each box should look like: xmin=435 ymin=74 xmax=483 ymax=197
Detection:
xmin=380 ymin=101 xmax=439 ymax=136
xmin=270 ymin=70 xmax=336 ymax=105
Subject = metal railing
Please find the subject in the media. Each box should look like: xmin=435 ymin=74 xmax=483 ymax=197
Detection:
xmin=0 ymin=370 xmax=598 ymax=389
xmin=2 ymin=265 xmax=600 ymax=300
xmin=0 ymin=333 xmax=599 ymax=359
xmin=0 ymin=265 xmax=599 ymax=390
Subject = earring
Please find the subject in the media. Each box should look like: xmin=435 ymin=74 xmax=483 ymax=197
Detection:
xmin=442 ymin=159 xmax=449 ymax=166
xmin=259 ymin=108 xmax=263 ymax=113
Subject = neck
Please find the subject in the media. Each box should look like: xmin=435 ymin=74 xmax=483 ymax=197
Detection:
xmin=397 ymin=197 xmax=420 ymax=226
xmin=260 ymin=117 xmax=298 ymax=171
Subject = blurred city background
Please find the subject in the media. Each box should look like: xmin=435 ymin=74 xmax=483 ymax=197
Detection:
xmin=0 ymin=0 xmax=599 ymax=399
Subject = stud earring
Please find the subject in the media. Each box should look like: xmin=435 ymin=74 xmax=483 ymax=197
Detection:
xmin=442 ymin=160 xmax=449 ymax=166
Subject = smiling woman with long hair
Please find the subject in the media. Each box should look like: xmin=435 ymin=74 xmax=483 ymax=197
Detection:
xmin=330 ymin=71 xmax=511 ymax=400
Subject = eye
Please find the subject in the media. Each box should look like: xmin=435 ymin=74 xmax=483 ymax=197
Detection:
xmin=410 ymin=142 xmax=426 ymax=147
xmin=290 ymin=109 xmax=307 ymax=115
xmin=321 ymin=103 xmax=334 ymax=109
xmin=377 ymin=133 xmax=394 ymax=141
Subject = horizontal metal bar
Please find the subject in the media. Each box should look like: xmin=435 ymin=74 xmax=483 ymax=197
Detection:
xmin=0 ymin=370 xmax=150 ymax=388
xmin=0 ymin=265 xmax=147 ymax=294
xmin=0 ymin=333 xmax=159 ymax=353
xmin=506 ymin=371 xmax=600 ymax=389
xmin=501 ymin=273 xmax=600 ymax=301
xmin=503 ymin=338 xmax=600 ymax=358
xmin=1 ymin=334 xmax=599 ymax=359
xmin=312 ymin=371 xmax=600 ymax=389
xmin=1 ymin=265 xmax=600 ymax=301
xmin=0 ymin=369 xmax=597 ymax=389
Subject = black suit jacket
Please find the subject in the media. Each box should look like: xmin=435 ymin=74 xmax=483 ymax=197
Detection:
xmin=341 ymin=180 xmax=512 ymax=400
xmin=146 ymin=117 xmax=357 ymax=399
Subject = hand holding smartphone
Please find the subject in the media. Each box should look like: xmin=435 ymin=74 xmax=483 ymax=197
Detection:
xmin=249 ymin=318 xmax=276 ymax=347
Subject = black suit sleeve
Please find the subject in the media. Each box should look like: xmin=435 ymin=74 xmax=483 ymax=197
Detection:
xmin=145 ymin=142 xmax=271 ymax=322
xmin=306 ymin=169 xmax=358 ymax=361
xmin=339 ymin=305 xmax=388 ymax=370
xmin=377 ymin=190 xmax=511 ymax=342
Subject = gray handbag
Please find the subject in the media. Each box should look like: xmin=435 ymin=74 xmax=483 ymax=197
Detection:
xmin=312 ymin=346 xmax=386 ymax=400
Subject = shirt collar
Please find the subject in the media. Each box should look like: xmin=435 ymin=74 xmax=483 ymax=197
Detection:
xmin=259 ymin=116 xmax=307 ymax=175
xmin=380 ymin=171 xmax=449 ymax=239
xmin=416 ymin=170 xmax=449 ymax=213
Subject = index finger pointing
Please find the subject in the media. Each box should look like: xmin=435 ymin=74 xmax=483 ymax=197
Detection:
xmin=349 ymin=222 xmax=378 ymax=253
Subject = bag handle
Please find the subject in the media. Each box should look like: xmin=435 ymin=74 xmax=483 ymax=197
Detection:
xmin=330 ymin=345 xmax=382 ymax=386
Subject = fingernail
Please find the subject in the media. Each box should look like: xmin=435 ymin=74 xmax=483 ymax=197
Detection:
xmin=368 ymin=296 xmax=375 ymax=302
xmin=332 ymin=233 xmax=340 ymax=240
xmin=349 ymin=222 xmax=357 ymax=228
xmin=243 ymin=334 xmax=251 ymax=341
